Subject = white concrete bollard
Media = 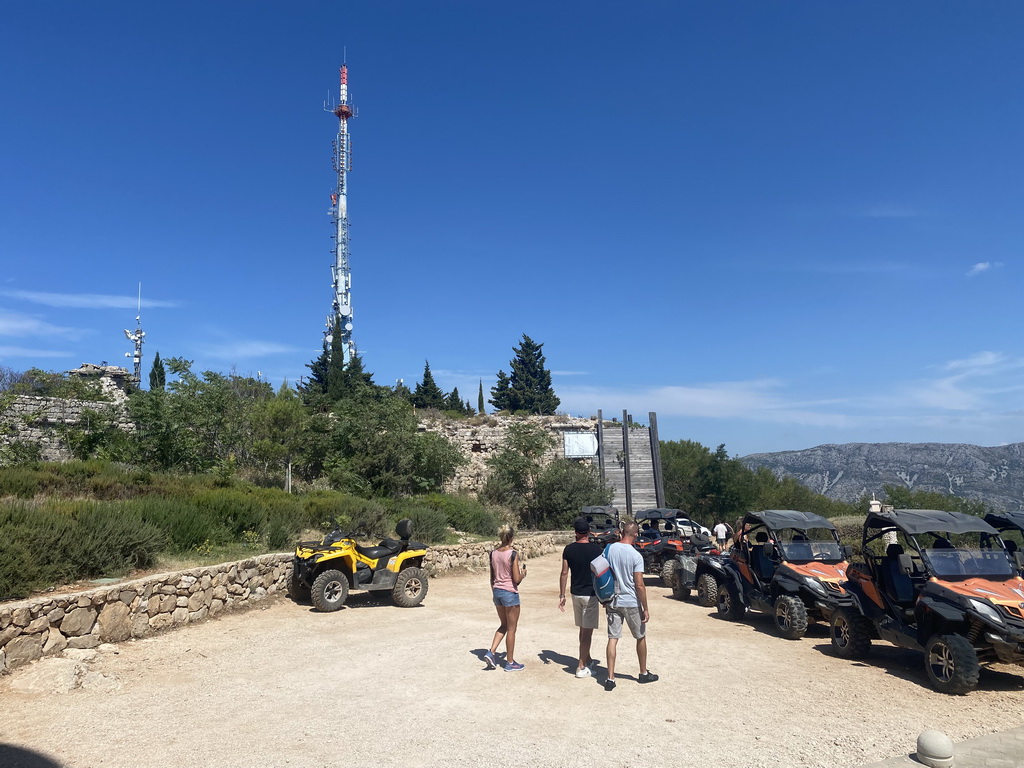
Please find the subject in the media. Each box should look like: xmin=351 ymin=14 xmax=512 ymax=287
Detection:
xmin=916 ymin=729 xmax=954 ymax=768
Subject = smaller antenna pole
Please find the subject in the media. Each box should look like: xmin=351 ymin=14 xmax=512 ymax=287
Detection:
xmin=124 ymin=283 xmax=145 ymax=381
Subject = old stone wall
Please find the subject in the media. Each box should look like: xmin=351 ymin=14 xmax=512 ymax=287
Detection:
xmin=418 ymin=413 xmax=599 ymax=494
xmin=0 ymin=534 xmax=570 ymax=674
xmin=0 ymin=395 xmax=131 ymax=462
xmin=423 ymin=532 xmax=572 ymax=576
xmin=0 ymin=553 xmax=291 ymax=673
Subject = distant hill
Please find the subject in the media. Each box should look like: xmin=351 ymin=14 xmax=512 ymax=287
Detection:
xmin=741 ymin=442 xmax=1024 ymax=512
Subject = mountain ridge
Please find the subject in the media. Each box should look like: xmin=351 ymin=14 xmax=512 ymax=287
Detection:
xmin=741 ymin=441 xmax=1024 ymax=512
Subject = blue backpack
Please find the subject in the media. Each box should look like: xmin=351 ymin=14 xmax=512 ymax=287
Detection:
xmin=590 ymin=544 xmax=616 ymax=604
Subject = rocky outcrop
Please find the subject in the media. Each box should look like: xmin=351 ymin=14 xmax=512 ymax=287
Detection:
xmin=742 ymin=442 xmax=1024 ymax=511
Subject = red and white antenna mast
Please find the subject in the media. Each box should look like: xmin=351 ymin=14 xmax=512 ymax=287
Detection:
xmin=325 ymin=62 xmax=356 ymax=364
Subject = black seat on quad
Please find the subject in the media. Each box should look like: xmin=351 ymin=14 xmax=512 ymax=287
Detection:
xmin=356 ymin=518 xmax=414 ymax=560
xmin=752 ymin=531 xmax=775 ymax=580
xmin=883 ymin=544 xmax=915 ymax=604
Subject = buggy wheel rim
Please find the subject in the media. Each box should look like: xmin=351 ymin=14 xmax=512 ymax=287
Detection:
xmin=324 ymin=580 xmax=344 ymax=602
xmin=719 ymin=591 xmax=731 ymax=612
xmin=835 ymin=615 xmax=850 ymax=648
xmin=777 ymin=602 xmax=792 ymax=631
xmin=928 ymin=642 xmax=955 ymax=682
xmin=405 ymin=577 xmax=422 ymax=598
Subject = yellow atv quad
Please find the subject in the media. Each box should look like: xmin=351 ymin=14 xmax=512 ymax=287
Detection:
xmin=290 ymin=517 xmax=429 ymax=612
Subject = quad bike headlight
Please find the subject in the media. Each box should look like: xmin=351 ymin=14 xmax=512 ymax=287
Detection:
xmin=804 ymin=576 xmax=827 ymax=595
xmin=968 ymin=598 xmax=1004 ymax=626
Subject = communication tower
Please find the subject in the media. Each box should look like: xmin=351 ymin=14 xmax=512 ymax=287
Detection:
xmin=325 ymin=63 xmax=357 ymax=364
xmin=123 ymin=283 xmax=145 ymax=380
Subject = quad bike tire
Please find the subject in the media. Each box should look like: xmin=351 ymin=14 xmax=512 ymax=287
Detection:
xmin=662 ymin=559 xmax=678 ymax=589
xmin=774 ymin=595 xmax=809 ymax=640
xmin=830 ymin=607 xmax=872 ymax=659
xmin=696 ymin=573 xmax=718 ymax=608
xmin=924 ymin=634 xmax=980 ymax=695
xmin=288 ymin=567 xmax=311 ymax=603
xmin=671 ymin=569 xmax=691 ymax=600
xmin=717 ymin=583 xmax=745 ymax=621
xmin=311 ymin=569 xmax=349 ymax=612
xmin=392 ymin=567 xmax=429 ymax=608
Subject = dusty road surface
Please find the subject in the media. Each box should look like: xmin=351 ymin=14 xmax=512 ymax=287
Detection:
xmin=2 ymin=551 xmax=1023 ymax=768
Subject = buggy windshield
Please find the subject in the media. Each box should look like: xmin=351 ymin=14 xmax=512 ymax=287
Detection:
xmin=778 ymin=540 xmax=843 ymax=563
xmin=923 ymin=548 xmax=1014 ymax=578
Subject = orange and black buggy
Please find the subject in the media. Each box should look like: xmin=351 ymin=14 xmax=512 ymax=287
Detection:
xmin=717 ymin=510 xmax=853 ymax=639
xmin=831 ymin=505 xmax=1024 ymax=694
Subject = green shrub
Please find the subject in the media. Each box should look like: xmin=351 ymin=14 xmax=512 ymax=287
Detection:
xmin=385 ymin=498 xmax=452 ymax=544
xmin=419 ymin=493 xmax=498 ymax=536
xmin=135 ymin=496 xmax=225 ymax=552
xmin=63 ymin=502 xmax=166 ymax=576
xmin=0 ymin=465 xmax=42 ymax=498
xmin=193 ymin=489 xmax=265 ymax=541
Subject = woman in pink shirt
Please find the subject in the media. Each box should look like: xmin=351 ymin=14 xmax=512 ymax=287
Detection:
xmin=484 ymin=525 xmax=527 ymax=671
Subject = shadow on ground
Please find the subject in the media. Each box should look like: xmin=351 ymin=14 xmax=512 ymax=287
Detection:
xmin=0 ymin=744 xmax=64 ymax=768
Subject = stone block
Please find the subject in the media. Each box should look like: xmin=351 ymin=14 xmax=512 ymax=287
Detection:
xmin=187 ymin=590 xmax=208 ymax=611
xmin=149 ymin=614 xmax=173 ymax=631
xmin=26 ymin=616 xmax=50 ymax=635
xmin=97 ymin=601 xmax=132 ymax=642
xmin=131 ymin=614 xmax=150 ymax=639
xmin=5 ymin=633 xmax=43 ymax=669
xmin=66 ymin=634 xmax=100 ymax=650
xmin=60 ymin=607 xmax=96 ymax=637
xmin=12 ymin=607 xmax=31 ymax=627
xmin=42 ymin=627 xmax=67 ymax=656
xmin=46 ymin=607 xmax=66 ymax=624
xmin=210 ymin=599 xmax=223 ymax=616
xmin=118 ymin=591 xmax=135 ymax=604
xmin=172 ymin=607 xmax=188 ymax=625
xmin=176 ymin=596 xmax=189 ymax=608
xmin=189 ymin=607 xmax=208 ymax=623
xmin=0 ymin=625 xmax=21 ymax=646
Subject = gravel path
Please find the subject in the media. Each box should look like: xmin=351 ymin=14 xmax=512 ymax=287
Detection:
xmin=2 ymin=552 xmax=1023 ymax=768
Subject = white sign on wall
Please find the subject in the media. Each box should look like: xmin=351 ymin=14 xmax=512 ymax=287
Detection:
xmin=563 ymin=432 xmax=598 ymax=458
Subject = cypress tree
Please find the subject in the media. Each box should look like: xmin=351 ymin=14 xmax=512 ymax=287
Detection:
xmin=148 ymin=351 xmax=166 ymax=391
xmin=477 ymin=379 xmax=485 ymax=415
xmin=492 ymin=334 xmax=560 ymax=415
xmin=326 ymin=319 xmax=346 ymax=402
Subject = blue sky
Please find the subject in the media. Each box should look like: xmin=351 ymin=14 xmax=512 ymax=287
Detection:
xmin=2 ymin=2 xmax=1022 ymax=456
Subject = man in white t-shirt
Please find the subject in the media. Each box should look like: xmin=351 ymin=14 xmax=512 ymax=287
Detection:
xmin=603 ymin=521 xmax=658 ymax=691
xmin=713 ymin=521 xmax=729 ymax=550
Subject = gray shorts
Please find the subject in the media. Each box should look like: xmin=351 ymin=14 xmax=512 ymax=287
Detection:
xmin=606 ymin=604 xmax=645 ymax=639
xmin=572 ymin=595 xmax=599 ymax=629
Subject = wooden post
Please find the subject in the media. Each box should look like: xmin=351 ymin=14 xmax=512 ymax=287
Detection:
xmin=649 ymin=411 xmax=665 ymax=507
xmin=621 ymin=409 xmax=632 ymax=516
xmin=596 ymin=409 xmax=606 ymax=483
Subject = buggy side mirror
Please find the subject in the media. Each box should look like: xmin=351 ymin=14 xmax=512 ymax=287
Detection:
xmin=1014 ymin=551 xmax=1024 ymax=570
xmin=764 ymin=543 xmax=778 ymax=560
xmin=842 ymin=545 xmax=853 ymax=560
xmin=898 ymin=553 xmax=914 ymax=575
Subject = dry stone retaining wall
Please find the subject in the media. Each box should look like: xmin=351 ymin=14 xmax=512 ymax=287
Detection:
xmin=0 ymin=553 xmax=291 ymax=673
xmin=0 ymin=395 xmax=131 ymax=462
xmin=0 ymin=534 xmax=570 ymax=674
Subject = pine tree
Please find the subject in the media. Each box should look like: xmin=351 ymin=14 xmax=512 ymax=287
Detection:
xmin=411 ymin=360 xmax=446 ymax=410
xmin=477 ymin=379 xmax=485 ymax=415
xmin=491 ymin=334 xmax=560 ymax=414
xmin=445 ymin=387 xmax=464 ymax=413
xmin=489 ymin=370 xmax=513 ymax=412
xmin=326 ymin=319 xmax=347 ymax=402
xmin=148 ymin=351 xmax=166 ymax=391
xmin=302 ymin=339 xmax=331 ymax=396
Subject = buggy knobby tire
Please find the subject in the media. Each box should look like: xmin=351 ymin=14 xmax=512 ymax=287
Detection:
xmin=830 ymin=607 xmax=872 ymax=659
xmin=392 ymin=567 xmax=428 ymax=608
xmin=671 ymin=569 xmax=691 ymax=600
xmin=717 ymin=583 xmax=745 ymax=621
xmin=774 ymin=595 xmax=808 ymax=640
xmin=661 ymin=559 xmax=677 ymax=588
xmin=288 ymin=567 xmax=311 ymax=603
xmin=924 ymin=634 xmax=980 ymax=695
xmin=696 ymin=573 xmax=718 ymax=608
xmin=311 ymin=569 xmax=349 ymax=612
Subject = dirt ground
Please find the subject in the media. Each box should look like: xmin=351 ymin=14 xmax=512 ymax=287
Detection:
xmin=2 ymin=551 xmax=1023 ymax=768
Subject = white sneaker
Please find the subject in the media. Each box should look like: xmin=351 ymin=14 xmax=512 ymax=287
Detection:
xmin=575 ymin=666 xmax=593 ymax=678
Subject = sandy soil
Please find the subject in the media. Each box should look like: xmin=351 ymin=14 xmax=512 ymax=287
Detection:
xmin=2 ymin=551 xmax=1023 ymax=768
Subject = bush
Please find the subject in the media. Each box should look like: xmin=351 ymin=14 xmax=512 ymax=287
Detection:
xmin=419 ymin=493 xmax=498 ymax=536
xmin=385 ymin=498 xmax=452 ymax=544
xmin=63 ymin=502 xmax=166 ymax=576
xmin=193 ymin=489 xmax=266 ymax=541
xmin=136 ymin=497 xmax=225 ymax=552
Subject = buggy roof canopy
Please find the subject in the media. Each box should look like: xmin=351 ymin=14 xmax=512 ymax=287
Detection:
xmin=582 ymin=506 xmax=618 ymax=517
xmin=867 ymin=509 xmax=999 ymax=536
xmin=745 ymin=509 xmax=836 ymax=531
xmin=985 ymin=511 xmax=1024 ymax=533
xmin=634 ymin=508 xmax=680 ymax=520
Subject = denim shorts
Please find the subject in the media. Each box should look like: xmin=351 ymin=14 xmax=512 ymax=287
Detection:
xmin=492 ymin=588 xmax=520 ymax=607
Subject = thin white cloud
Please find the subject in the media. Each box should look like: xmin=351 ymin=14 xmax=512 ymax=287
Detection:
xmin=0 ymin=345 xmax=73 ymax=359
xmin=1 ymin=290 xmax=178 ymax=309
xmin=966 ymin=261 xmax=1003 ymax=277
xmin=552 ymin=370 xmax=589 ymax=376
xmin=0 ymin=310 xmax=85 ymax=340
xmin=197 ymin=340 xmax=300 ymax=360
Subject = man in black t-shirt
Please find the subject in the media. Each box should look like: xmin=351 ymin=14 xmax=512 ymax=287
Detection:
xmin=559 ymin=516 xmax=604 ymax=678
